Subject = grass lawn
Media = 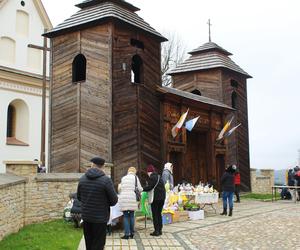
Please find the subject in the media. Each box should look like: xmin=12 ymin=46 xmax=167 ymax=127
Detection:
xmin=241 ymin=193 xmax=280 ymax=201
xmin=0 ymin=219 xmax=83 ymax=250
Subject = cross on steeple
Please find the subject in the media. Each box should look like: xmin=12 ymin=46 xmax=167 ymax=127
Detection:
xmin=207 ymin=19 xmax=212 ymax=42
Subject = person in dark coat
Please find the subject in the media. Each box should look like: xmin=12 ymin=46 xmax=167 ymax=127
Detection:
xmin=220 ymin=165 xmax=236 ymax=216
xmin=77 ymin=157 xmax=118 ymax=250
xmin=143 ymin=164 xmax=166 ymax=237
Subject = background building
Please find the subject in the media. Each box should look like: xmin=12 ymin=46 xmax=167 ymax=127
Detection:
xmin=0 ymin=0 xmax=52 ymax=172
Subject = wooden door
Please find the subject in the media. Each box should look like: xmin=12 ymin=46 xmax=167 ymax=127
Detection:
xmin=216 ymin=154 xmax=225 ymax=190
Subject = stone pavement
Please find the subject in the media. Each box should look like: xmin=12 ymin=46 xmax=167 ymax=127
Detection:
xmin=78 ymin=200 xmax=300 ymax=250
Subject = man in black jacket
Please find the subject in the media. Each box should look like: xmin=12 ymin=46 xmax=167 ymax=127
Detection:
xmin=143 ymin=164 xmax=166 ymax=237
xmin=77 ymin=157 xmax=118 ymax=250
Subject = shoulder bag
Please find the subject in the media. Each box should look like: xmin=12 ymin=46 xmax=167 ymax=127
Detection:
xmin=148 ymin=176 xmax=160 ymax=204
xmin=134 ymin=175 xmax=141 ymax=202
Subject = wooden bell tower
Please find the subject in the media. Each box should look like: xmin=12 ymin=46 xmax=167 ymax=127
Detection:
xmin=44 ymin=0 xmax=167 ymax=183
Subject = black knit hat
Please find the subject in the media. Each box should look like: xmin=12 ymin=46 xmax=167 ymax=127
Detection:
xmin=90 ymin=157 xmax=105 ymax=166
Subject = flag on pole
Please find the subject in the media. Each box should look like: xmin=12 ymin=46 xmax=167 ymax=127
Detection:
xmin=217 ymin=116 xmax=234 ymax=141
xmin=224 ymin=123 xmax=241 ymax=138
xmin=171 ymin=109 xmax=189 ymax=138
xmin=185 ymin=116 xmax=200 ymax=132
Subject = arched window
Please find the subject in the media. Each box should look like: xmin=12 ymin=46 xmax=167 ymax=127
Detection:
xmin=7 ymin=105 xmax=16 ymax=137
xmin=0 ymin=37 xmax=16 ymax=64
xmin=231 ymin=79 xmax=239 ymax=88
xmin=6 ymin=99 xmax=29 ymax=145
xmin=16 ymin=10 xmax=29 ymax=37
xmin=191 ymin=89 xmax=201 ymax=96
xmin=72 ymin=54 xmax=86 ymax=83
xmin=231 ymin=91 xmax=238 ymax=109
xmin=131 ymin=55 xmax=143 ymax=84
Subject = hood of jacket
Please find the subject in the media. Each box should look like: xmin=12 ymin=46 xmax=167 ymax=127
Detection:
xmin=164 ymin=162 xmax=173 ymax=174
xmin=85 ymin=167 xmax=105 ymax=180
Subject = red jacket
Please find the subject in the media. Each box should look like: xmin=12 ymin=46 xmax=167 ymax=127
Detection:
xmin=234 ymin=173 xmax=241 ymax=185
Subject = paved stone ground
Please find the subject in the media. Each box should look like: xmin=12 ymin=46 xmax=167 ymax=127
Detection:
xmin=78 ymin=200 xmax=300 ymax=250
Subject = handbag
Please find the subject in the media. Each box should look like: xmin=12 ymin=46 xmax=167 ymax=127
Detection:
xmin=134 ymin=175 xmax=141 ymax=202
xmin=148 ymin=176 xmax=160 ymax=204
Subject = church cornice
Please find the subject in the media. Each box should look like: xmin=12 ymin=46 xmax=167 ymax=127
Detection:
xmin=0 ymin=65 xmax=49 ymax=88
xmin=0 ymin=80 xmax=49 ymax=97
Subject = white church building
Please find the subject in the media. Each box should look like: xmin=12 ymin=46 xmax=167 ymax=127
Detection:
xmin=0 ymin=0 xmax=52 ymax=172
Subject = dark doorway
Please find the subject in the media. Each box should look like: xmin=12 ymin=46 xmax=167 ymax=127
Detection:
xmin=216 ymin=154 xmax=225 ymax=191
xmin=169 ymin=151 xmax=183 ymax=185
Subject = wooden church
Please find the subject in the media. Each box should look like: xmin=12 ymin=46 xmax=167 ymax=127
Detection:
xmin=44 ymin=0 xmax=251 ymax=191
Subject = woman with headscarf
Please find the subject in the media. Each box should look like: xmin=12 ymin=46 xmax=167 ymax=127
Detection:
xmin=162 ymin=162 xmax=174 ymax=190
xmin=118 ymin=167 xmax=142 ymax=239
xmin=143 ymin=164 xmax=166 ymax=236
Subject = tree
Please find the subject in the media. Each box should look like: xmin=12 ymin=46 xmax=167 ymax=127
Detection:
xmin=161 ymin=32 xmax=187 ymax=86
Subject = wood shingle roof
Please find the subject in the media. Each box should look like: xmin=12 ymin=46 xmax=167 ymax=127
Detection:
xmin=158 ymin=86 xmax=233 ymax=110
xmin=189 ymin=42 xmax=232 ymax=56
xmin=44 ymin=1 xmax=166 ymax=41
xmin=168 ymin=42 xmax=252 ymax=78
xmin=76 ymin=0 xmax=140 ymax=12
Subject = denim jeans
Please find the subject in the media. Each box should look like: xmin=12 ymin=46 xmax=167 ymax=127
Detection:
xmin=123 ymin=211 xmax=135 ymax=236
xmin=222 ymin=191 xmax=234 ymax=210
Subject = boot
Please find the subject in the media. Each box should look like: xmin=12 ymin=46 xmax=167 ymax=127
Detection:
xmin=228 ymin=208 xmax=233 ymax=216
xmin=220 ymin=208 xmax=227 ymax=215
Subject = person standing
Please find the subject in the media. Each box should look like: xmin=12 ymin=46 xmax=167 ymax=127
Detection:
xmin=118 ymin=167 xmax=143 ymax=239
xmin=294 ymin=166 xmax=300 ymax=200
xmin=234 ymin=168 xmax=241 ymax=203
xmin=143 ymin=164 xmax=166 ymax=236
xmin=77 ymin=157 xmax=118 ymax=250
xmin=220 ymin=165 xmax=236 ymax=216
xmin=162 ymin=162 xmax=174 ymax=189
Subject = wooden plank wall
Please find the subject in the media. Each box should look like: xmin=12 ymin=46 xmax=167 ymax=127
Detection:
xmin=112 ymin=22 xmax=162 ymax=184
xmin=50 ymin=25 xmax=111 ymax=173
xmin=51 ymin=33 xmax=80 ymax=172
xmin=222 ymin=71 xmax=251 ymax=191
xmin=80 ymin=25 xmax=111 ymax=168
xmin=173 ymin=69 xmax=223 ymax=100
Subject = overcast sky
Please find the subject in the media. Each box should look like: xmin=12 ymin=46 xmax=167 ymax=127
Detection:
xmin=42 ymin=0 xmax=300 ymax=170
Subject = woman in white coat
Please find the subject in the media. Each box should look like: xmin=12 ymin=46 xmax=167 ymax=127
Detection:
xmin=119 ymin=167 xmax=142 ymax=239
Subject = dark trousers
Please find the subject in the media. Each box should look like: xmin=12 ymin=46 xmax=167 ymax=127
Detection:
xmin=83 ymin=221 xmax=107 ymax=250
xmin=151 ymin=200 xmax=164 ymax=233
xmin=235 ymin=184 xmax=240 ymax=201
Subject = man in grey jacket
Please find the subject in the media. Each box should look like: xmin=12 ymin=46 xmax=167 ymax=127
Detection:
xmin=77 ymin=157 xmax=118 ymax=250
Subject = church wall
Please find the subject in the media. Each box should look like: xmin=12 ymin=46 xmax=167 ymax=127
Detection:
xmin=0 ymin=0 xmax=50 ymax=75
xmin=0 ymin=88 xmax=48 ymax=173
xmin=222 ymin=70 xmax=251 ymax=191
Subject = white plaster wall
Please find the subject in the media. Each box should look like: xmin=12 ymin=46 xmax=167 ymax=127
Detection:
xmin=0 ymin=0 xmax=49 ymax=75
xmin=0 ymin=88 xmax=48 ymax=173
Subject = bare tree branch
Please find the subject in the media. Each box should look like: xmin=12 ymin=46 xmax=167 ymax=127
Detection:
xmin=161 ymin=32 xmax=187 ymax=86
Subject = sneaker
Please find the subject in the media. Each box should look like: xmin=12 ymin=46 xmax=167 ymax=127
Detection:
xmin=121 ymin=235 xmax=130 ymax=240
xmin=130 ymin=234 xmax=134 ymax=239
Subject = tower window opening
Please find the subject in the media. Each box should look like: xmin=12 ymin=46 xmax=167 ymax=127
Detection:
xmin=130 ymin=39 xmax=144 ymax=50
xmin=131 ymin=55 xmax=143 ymax=84
xmin=191 ymin=89 xmax=201 ymax=96
xmin=231 ymin=91 xmax=238 ymax=109
xmin=72 ymin=54 xmax=86 ymax=83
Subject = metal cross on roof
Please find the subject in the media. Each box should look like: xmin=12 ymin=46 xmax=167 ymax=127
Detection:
xmin=207 ymin=19 xmax=212 ymax=42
